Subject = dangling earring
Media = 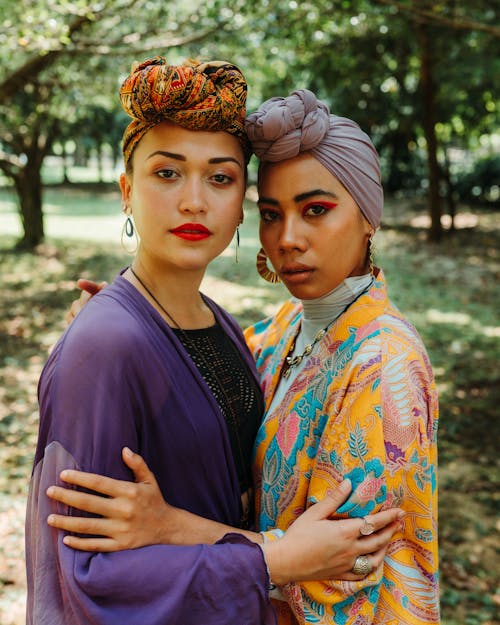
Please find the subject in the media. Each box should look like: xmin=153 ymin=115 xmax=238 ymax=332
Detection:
xmin=256 ymin=248 xmax=280 ymax=284
xmin=235 ymin=226 xmax=240 ymax=264
xmin=368 ymin=232 xmax=375 ymax=275
xmin=121 ymin=205 xmax=138 ymax=254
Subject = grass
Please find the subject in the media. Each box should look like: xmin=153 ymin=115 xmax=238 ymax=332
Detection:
xmin=0 ymin=185 xmax=499 ymax=624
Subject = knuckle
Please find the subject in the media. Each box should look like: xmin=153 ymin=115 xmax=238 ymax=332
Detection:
xmin=123 ymin=483 xmax=138 ymax=500
xmin=121 ymin=501 xmax=135 ymax=521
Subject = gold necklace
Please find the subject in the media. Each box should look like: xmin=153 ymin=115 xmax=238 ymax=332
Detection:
xmin=129 ymin=266 xmax=252 ymax=527
xmin=282 ymin=324 xmax=333 ymax=380
xmin=282 ymin=277 xmax=375 ymax=380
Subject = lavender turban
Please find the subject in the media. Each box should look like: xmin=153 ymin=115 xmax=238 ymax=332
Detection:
xmin=245 ymin=89 xmax=383 ymax=228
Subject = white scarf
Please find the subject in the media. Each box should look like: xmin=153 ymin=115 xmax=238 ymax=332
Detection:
xmin=267 ymin=274 xmax=373 ymax=415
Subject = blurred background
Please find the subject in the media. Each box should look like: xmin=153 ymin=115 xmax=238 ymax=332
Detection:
xmin=0 ymin=1 xmax=498 ymax=623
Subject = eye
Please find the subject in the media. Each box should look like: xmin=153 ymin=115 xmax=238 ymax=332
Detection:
xmin=211 ymin=173 xmax=233 ymax=184
xmin=259 ymin=208 xmax=279 ymax=223
xmin=303 ymin=201 xmax=337 ymax=217
xmin=156 ymin=168 xmax=177 ymax=180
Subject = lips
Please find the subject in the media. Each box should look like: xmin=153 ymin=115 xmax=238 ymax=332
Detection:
xmin=280 ymin=263 xmax=314 ymax=283
xmin=281 ymin=263 xmax=313 ymax=275
xmin=170 ymin=223 xmax=211 ymax=241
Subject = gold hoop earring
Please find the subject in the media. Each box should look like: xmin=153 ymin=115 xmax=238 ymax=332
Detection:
xmin=121 ymin=211 xmax=138 ymax=254
xmin=368 ymin=233 xmax=375 ymax=275
xmin=256 ymin=248 xmax=280 ymax=284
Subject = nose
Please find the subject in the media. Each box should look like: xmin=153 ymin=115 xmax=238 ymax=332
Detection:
xmin=278 ymin=214 xmax=307 ymax=252
xmin=178 ymin=176 xmax=207 ymax=214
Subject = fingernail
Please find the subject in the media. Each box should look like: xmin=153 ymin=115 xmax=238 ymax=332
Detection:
xmin=46 ymin=486 xmax=55 ymax=496
xmin=397 ymin=511 xmax=405 ymax=520
xmin=124 ymin=446 xmax=134 ymax=458
xmin=47 ymin=515 xmax=55 ymax=525
xmin=341 ymin=478 xmax=351 ymax=488
xmin=63 ymin=536 xmax=71 ymax=545
xmin=60 ymin=470 xmax=69 ymax=479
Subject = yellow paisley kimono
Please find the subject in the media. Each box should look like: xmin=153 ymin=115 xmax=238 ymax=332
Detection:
xmin=245 ymin=271 xmax=439 ymax=625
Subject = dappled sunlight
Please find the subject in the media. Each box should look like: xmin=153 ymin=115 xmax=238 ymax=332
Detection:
xmin=423 ymin=309 xmax=500 ymax=340
xmin=410 ymin=212 xmax=480 ymax=229
xmin=425 ymin=309 xmax=471 ymax=325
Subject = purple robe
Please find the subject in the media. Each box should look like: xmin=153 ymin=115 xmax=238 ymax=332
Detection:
xmin=26 ymin=275 xmax=276 ymax=625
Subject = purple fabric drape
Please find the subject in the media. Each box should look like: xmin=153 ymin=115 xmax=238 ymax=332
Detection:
xmin=26 ymin=275 xmax=276 ymax=625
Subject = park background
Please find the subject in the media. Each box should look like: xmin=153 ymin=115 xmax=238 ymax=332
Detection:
xmin=0 ymin=1 xmax=498 ymax=623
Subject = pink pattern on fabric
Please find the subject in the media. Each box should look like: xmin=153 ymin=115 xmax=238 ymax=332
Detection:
xmin=356 ymin=476 xmax=385 ymax=503
xmin=277 ymin=412 xmax=300 ymax=457
xmin=355 ymin=320 xmax=379 ymax=342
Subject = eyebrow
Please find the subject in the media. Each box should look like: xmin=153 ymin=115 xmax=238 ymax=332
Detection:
xmin=258 ymin=188 xmax=338 ymax=205
xmin=147 ymin=150 xmax=242 ymax=167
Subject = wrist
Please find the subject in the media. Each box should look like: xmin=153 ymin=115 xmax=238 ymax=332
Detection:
xmin=261 ymin=537 xmax=291 ymax=586
xmin=158 ymin=505 xmax=186 ymax=545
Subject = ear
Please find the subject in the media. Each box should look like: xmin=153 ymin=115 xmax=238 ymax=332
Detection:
xmin=361 ymin=214 xmax=374 ymax=238
xmin=119 ymin=173 xmax=132 ymax=212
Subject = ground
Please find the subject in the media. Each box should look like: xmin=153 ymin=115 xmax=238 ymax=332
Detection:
xmin=0 ymin=186 xmax=499 ymax=624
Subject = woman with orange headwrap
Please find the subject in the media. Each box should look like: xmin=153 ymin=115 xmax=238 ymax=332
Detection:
xmin=26 ymin=59 xmax=402 ymax=625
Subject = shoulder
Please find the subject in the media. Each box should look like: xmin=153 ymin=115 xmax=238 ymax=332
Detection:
xmin=336 ymin=293 xmax=434 ymax=390
xmin=354 ymin=308 xmax=431 ymax=364
xmin=68 ymin=282 xmax=144 ymax=351
xmin=44 ymin=278 xmax=158 ymax=384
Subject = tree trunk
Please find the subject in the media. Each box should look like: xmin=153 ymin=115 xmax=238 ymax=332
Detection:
xmin=62 ymin=142 xmax=71 ymax=184
xmin=14 ymin=162 xmax=45 ymax=249
xmin=416 ymin=21 xmax=442 ymax=242
xmin=441 ymin=148 xmax=456 ymax=231
xmin=97 ymin=144 xmax=104 ymax=183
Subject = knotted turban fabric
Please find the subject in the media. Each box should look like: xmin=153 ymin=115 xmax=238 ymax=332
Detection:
xmin=121 ymin=57 xmax=250 ymax=165
xmin=245 ymin=89 xmax=383 ymax=228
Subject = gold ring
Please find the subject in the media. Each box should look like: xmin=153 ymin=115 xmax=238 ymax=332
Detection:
xmin=352 ymin=555 xmax=372 ymax=576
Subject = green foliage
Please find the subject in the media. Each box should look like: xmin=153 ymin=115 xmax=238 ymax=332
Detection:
xmin=1 ymin=1 xmax=499 ymax=246
xmin=454 ymin=155 xmax=500 ymax=205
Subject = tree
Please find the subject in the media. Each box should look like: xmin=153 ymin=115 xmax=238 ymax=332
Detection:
xmin=0 ymin=0 xmax=229 ymax=248
xmin=220 ymin=0 xmax=499 ymax=241
xmin=1 ymin=0 xmax=498 ymax=248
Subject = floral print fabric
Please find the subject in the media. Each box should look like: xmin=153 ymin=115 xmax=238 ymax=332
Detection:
xmin=245 ymin=271 xmax=439 ymax=624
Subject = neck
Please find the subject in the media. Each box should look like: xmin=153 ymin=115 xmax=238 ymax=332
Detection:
xmin=300 ymin=274 xmax=373 ymax=341
xmin=126 ymin=259 xmax=214 ymax=329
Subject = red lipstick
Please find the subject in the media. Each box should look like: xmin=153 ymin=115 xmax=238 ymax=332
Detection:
xmin=170 ymin=223 xmax=211 ymax=241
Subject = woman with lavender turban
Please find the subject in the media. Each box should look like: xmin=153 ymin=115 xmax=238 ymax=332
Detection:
xmin=46 ymin=87 xmax=438 ymax=625
xmin=244 ymin=89 xmax=439 ymax=624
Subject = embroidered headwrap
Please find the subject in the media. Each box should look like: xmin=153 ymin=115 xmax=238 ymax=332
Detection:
xmin=121 ymin=57 xmax=250 ymax=165
xmin=245 ymin=89 xmax=383 ymax=228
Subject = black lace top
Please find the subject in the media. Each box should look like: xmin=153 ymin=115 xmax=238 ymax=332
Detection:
xmin=173 ymin=324 xmax=264 ymax=494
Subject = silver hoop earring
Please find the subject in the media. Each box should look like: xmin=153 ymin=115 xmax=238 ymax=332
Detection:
xmin=121 ymin=214 xmax=138 ymax=254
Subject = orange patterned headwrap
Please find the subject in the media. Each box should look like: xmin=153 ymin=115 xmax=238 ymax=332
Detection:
xmin=120 ymin=57 xmax=250 ymax=165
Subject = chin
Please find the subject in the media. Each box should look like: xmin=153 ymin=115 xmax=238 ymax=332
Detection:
xmin=285 ymin=281 xmax=342 ymax=301
xmin=284 ymin=284 xmax=320 ymax=300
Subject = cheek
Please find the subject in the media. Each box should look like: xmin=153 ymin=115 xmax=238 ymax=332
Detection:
xmin=259 ymin=225 xmax=274 ymax=257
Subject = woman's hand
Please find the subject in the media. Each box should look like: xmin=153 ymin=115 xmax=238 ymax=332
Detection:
xmin=65 ymin=278 xmax=106 ymax=324
xmin=47 ymin=450 xmax=403 ymax=583
xmin=46 ymin=448 xmax=245 ymax=550
xmin=262 ymin=482 xmax=404 ymax=585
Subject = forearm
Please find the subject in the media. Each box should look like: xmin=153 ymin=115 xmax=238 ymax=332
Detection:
xmin=163 ymin=506 xmax=263 ymax=545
